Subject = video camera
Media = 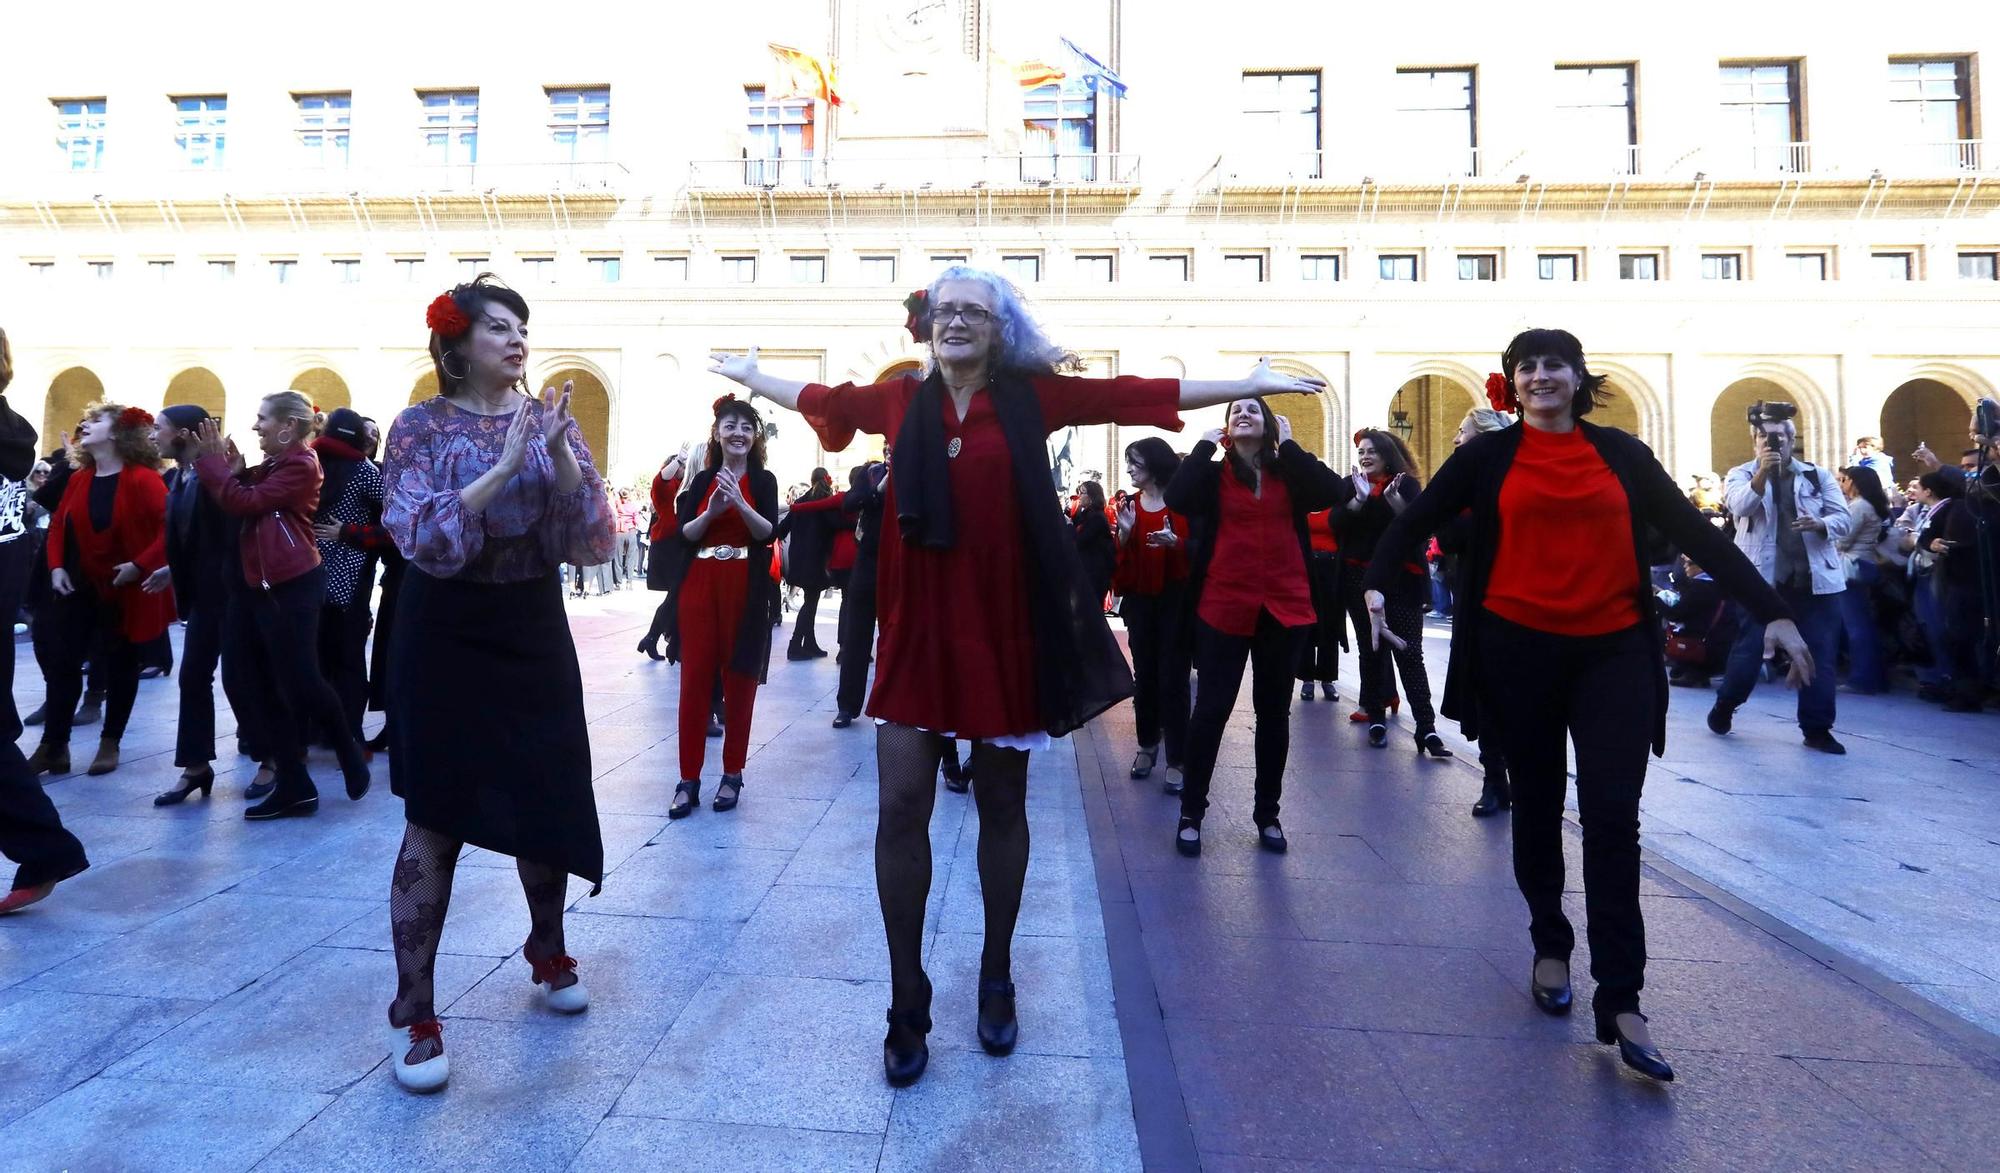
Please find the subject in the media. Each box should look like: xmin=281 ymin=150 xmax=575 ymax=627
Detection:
xmin=1747 ymin=401 xmax=1797 ymax=451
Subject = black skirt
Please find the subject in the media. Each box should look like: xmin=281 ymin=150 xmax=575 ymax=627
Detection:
xmin=388 ymin=569 xmax=603 ymax=890
xmin=646 ymin=536 xmax=685 ymax=591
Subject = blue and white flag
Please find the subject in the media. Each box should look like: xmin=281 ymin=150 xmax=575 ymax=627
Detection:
xmin=1059 ymin=37 xmax=1128 ymax=99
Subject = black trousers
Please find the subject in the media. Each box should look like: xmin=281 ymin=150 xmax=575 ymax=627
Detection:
xmin=791 ymin=586 xmax=824 ymax=650
xmin=1296 ymin=553 xmax=1343 ymax=682
xmin=1180 ymin=612 xmax=1306 ymax=827
xmin=316 ymin=601 xmax=372 ymax=742
xmin=1120 ymin=581 xmax=1192 ymax=767
xmin=1476 ymin=612 xmax=1655 ymax=1019
xmin=233 ymin=566 xmax=354 ymax=778
xmin=37 ymin=582 xmax=141 ymax=750
xmin=0 ymin=537 xmax=88 ymax=889
xmin=836 ymin=584 xmax=877 ymax=717
xmin=1342 ymin=562 xmax=1436 ymax=726
xmin=175 ymin=596 xmax=225 ymax=767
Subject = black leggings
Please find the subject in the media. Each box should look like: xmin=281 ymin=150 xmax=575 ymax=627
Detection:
xmin=1476 ymin=612 xmax=1655 ymax=1020
xmin=36 ymin=584 xmax=140 ymax=750
xmin=1180 ymin=612 xmax=1305 ymax=827
xmin=836 ymin=584 xmax=877 ymax=716
xmin=791 ymin=586 xmax=824 ymax=650
xmin=1342 ymin=562 xmax=1435 ymax=727
xmin=1120 ymin=582 xmax=1192 ymax=767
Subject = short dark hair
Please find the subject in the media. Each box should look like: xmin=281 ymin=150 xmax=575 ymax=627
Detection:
xmin=1077 ymin=480 xmax=1107 ymax=513
xmin=1123 ymin=436 xmax=1181 ymax=487
xmin=1499 ymin=328 xmax=1609 ymax=418
xmin=429 ymin=274 xmax=530 ymax=397
xmin=1920 ymin=468 xmax=1965 ymax=499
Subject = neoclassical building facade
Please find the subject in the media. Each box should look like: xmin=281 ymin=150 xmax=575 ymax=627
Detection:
xmin=2 ymin=2 xmax=1995 ymax=490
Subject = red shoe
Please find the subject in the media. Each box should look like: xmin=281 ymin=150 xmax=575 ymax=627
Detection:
xmin=527 ymin=945 xmax=590 ymax=1013
xmin=1348 ymin=698 xmax=1400 ymax=724
xmin=0 ymin=882 xmax=56 ymax=916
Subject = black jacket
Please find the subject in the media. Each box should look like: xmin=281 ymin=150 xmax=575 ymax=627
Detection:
xmin=1073 ymin=509 xmax=1116 ymax=600
xmin=1364 ymin=420 xmax=1791 ymax=754
xmin=1165 ymin=438 xmax=1354 ymax=617
xmin=843 ymin=465 xmax=888 ymax=593
xmin=164 ymin=464 xmax=234 ymax=614
xmin=665 ymin=465 xmax=782 ymax=682
xmin=775 ymin=490 xmax=839 ymax=592
xmin=1333 ymin=475 xmax=1428 ymax=602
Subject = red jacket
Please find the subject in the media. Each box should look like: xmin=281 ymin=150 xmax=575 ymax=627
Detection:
xmin=47 ymin=463 xmax=177 ymax=642
xmin=196 ymin=446 xmax=324 ymax=590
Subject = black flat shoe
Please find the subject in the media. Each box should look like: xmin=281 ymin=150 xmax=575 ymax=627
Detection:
xmin=706 ymin=720 xmax=724 ymax=738
xmin=884 ymin=978 xmax=933 ymax=1087
xmin=832 ymin=712 xmax=854 ymax=729
xmin=1299 ymin=682 xmax=1314 ymax=701
xmin=1803 ymin=731 xmax=1847 ymax=755
xmin=977 ymin=978 xmax=1018 ymax=1056
xmin=244 ymin=790 xmax=318 ymax=821
xmin=1596 ymin=1012 xmax=1674 ymax=1081
xmin=1175 ymin=816 xmax=1201 ymax=857
xmin=1160 ymin=767 xmax=1184 ymax=796
xmin=1471 ymin=774 xmax=1512 ymax=818
xmin=1129 ymin=745 xmax=1158 ymax=779
xmin=668 ymin=779 xmax=700 ymax=819
xmin=1531 ymin=959 xmax=1573 ymax=1016
xmin=244 ymin=767 xmax=278 ymax=801
xmin=786 ymin=646 xmax=814 ymax=662
xmin=713 ymin=774 xmax=742 ymax=812
xmin=941 ymin=756 xmax=970 ymax=794
xmin=1416 ymin=731 xmax=1453 ymax=759
xmin=1258 ymin=822 xmax=1288 ymax=854
xmin=1367 ymin=723 xmax=1388 ymax=748
xmin=154 ymin=767 xmax=215 ymax=807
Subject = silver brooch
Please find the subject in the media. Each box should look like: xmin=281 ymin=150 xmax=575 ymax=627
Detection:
xmin=946 ymin=437 xmax=963 ymax=459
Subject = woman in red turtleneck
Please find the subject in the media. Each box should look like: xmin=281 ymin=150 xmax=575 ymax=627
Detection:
xmin=1362 ymin=328 xmax=1812 ymax=1084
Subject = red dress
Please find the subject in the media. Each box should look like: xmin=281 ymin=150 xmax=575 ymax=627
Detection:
xmin=798 ymin=374 xmax=1181 ymax=738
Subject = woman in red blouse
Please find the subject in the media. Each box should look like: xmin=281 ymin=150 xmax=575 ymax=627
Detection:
xmin=1164 ymin=400 xmax=1351 ymax=855
xmin=1295 ymin=507 xmax=1341 ymax=701
xmin=710 ymin=266 xmax=1320 ymax=1087
xmin=1114 ymin=437 xmax=1191 ymax=791
xmin=1364 ymin=328 xmax=1811 ymax=1082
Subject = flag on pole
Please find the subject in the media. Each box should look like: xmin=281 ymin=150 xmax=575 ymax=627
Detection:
xmin=768 ymin=43 xmax=843 ymax=106
xmin=1058 ymin=37 xmax=1128 ymax=98
xmin=1016 ymin=59 xmax=1067 ymax=88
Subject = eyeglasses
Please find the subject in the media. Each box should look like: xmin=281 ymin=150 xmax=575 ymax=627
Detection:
xmin=926 ymin=304 xmax=994 ymax=327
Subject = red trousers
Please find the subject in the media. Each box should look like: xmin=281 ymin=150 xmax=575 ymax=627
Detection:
xmin=677 ymin=557 xmax=761 ymax=779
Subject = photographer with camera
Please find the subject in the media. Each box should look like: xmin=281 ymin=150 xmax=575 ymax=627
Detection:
xmin=1710 ymin=403 xmax=1854 ymax=752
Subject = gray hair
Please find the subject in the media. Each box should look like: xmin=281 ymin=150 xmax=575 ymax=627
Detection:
xmin=1751 ymin=417 xmax=1797 ymax=441
xmin=923 ymin=265 xmax=1080 ymax=378
xmin=1460 ymin=407 xmax=1513 ymax=435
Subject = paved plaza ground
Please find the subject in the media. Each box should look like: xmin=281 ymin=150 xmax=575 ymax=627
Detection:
xmin=2 ymin=589 xmax=1999 ymax=1171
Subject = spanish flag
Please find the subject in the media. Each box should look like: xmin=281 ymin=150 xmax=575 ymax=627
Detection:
xmin=768 ymin=43 xmax=843 ymax=106
xmin=1017 ymin=60 xmax=1067 ymax=88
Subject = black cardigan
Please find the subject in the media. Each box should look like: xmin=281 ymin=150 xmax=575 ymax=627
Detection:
xmin=1363 ymin=420 xmax=1791 ymax=754
xmin=665 ymin=465 xmax=782 ymax=682
xmin=1165 ymin=438 xmax=1354 ymax=618
xmin=1073 ymin=510 xmax=1116 ymax=600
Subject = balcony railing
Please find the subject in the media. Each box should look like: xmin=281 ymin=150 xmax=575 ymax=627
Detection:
xmin=686 ymin=153 xmax=1140 ymax=192
xmin=4 ymin=160 xmax=630 ymax=203
xmin=1707 ymin=141 xmax=1814 ymax=176
xmin=1888 ymin=139 xmax=1985 ymax=173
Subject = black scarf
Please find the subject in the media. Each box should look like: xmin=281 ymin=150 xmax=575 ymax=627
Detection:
xmin=892 ymin=370 xmax=1132 ymax=737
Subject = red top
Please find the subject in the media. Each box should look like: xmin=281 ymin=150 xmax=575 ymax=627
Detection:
xmin=47 ymin=465 xmax=176 ymax=643
xmin=1305 ymin=507 xmax=1339 ymax=554
xmin=1484 ymin=425 xmax=1642 ymax=636
xmin=695 ymin=478 xmax=752 ymax=548
xmin=1197 ymin=471 xmax=1316 ymax=636
xmin=649 ymin=472 xmax=681 ymax=542
xmin=1114 ymin=501 xmax=1189 ymax=596
xmin=798 ymin=373 xmax=1182 ymax=738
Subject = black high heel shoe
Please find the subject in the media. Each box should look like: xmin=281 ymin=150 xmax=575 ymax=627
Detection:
xmin=153 ymin=767 xmax=216 ymax=807
xmin=712 ymin=773 xmax=742 ymax=812
xmin=668 ymin=779 xmax=700 ymax=819
xmin=884 ymin=977 xmax=933 ymax=1087
xmin=1596 ymin=1011 xmax=1674 ymax=1081
xmin=1367 ymin=722 xmax=1388 ymax=748
xmin=977 ymin=977 xmax=1018 ymax=1055
xmin=636 ymin=633 xmax=665 ymax=661
xmin=1257 ymin=822 xmax=1288 ymax=854
xmin=1175 ymin=816 xmax=1202 ymax=857
xmin=1415 ymin=730 xmax=1453 ymax=759
xmin=1531 ymin=958 xmax=1573 ymax=1016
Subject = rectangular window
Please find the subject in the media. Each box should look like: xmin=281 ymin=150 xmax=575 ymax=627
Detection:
xmin=54 ymin=99 xmax=107 ymax=171
xmin=1718 ymin=63 xmax=1802 ymax=172
xmin=548 ymin=87 xmax=611 ymax=163
xmin=1537 ymin=253 xmax=1580 ymax=281
xmin=521 ymin=256 xmax=556 ymax=283
xmin=721 ymin=255 xmax=758 ymax=283
xmin=1223 ymin=253 xmax=1268 ymax=283
xmin=790 ymin=255 xmax=828 ymax=283
xmin=1889 ymin=58 xmax=1973 ymax=169
xmin=1239 ymin=71 xmax=1322 ymax=178
xmin=208 ymin=260 xmax=235 ymax=281
xmin=1959 ymin=252 xmax=1999 ymax=281
xmin=1022 ymin=80 xmax=1098 ymax=182
xmin=393 ymin=257 xmax=424 ymax=281
xmin=1786 ymin=252 xmax=1829 ymax=280
xmin=745 ymin=86 xmax=814 ymax=186
xmin=295 ymin=92 xmax=351 ymax=167
xmin=930 ymin=254 xmax=969 ymax=267
xmin=1300 ymin=253 xmax=1343 ymax=282
xmin=331 ymin=258 xmax=361 ymax=283
xmin=1001 ymin=254 xmax=1043 ymax=284
xmin=1076 ymin=254 xmax=1116 ymax=283
xmin=1618 ymin=253 xmax=1660 ymax=281
xmin=457 ymin=257 xmax=488 ymax=277
xmin=269 ymin=259 xmax=296 ymax=284
xmin=89 ymin=261 xmax=115 ymax=280
xmin=654 ymin=255 xmax=689 ymax=282
xmin=419 ymin=90 xmax=479 ymax=166
xmin=1552 ymin=65 xmax=1637 ymax=175
xmin=588 ymin=256 xmax=621 ymax=283
xmin=1392 ymin=69 xmax=1476 ymax=176
xmin=1872 ymin=251 xmax=1914 ymax=280
xmin=859 ymin=255 xmax=898 ymax=284
xmin=1701 ymin=252 xmax=1744 ymax=281
xmin=147 ymin=260 xmax=174 ymax=282
xmin=173 ymin=95 xmax=227 ymax=169
xmin=1378 ymin=253 xmax=1419 ymax=282
xmin=28 ymin=261 xmax=54 ymax=278
xmin=1457 ymin=253 xmax=1498 ymax=281
xmin=1148 ymin=254 xmax=1190 ymax=282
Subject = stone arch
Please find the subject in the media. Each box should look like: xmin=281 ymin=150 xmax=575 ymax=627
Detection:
xmin=43 ymin=367 xmax=105 ymax=445
xmin=1881 ymin=378 xmax=1978 ymax=486
xmin=542 ymin=366 xmax=612 ymax=470
xmin=164 ymin=367 xmax=227 ymax=420
xmin=290 ymin=367 xmax=352 ymax=413
xmin=1390 ymin=373 xmax=1477 ymax=480
xmin=875 ymin=359 xmax=922 ymax=382
xmin=1586 ymin=360 xmax=1666 ymax=454
xmin=409 ymin=370 xmax=439 ymax=405
xmin=1711 ymin=364 xmax=1834 ymax=473
xmin=841 ymin=337 xmax=927 ymax=386
xmin=1265 ymin=359 xmax=1339 ymax=458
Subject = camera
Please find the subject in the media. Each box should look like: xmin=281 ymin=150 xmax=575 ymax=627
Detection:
xmin=1746 ymin=400 xmax=1798 ymax=428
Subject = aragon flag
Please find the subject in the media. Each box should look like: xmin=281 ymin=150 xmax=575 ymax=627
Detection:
xmin=768 ymin=43 xmax=843 ymax=106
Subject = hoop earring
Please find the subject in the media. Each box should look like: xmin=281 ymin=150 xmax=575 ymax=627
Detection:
xmin=439 ymin=352 xmax=469 ymax=382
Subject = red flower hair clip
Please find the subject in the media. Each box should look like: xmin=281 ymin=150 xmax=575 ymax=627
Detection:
xmin=116 ymin=407 xmax=154 ymax=430
xmin=426 ymin=293 xmax=471 ymax=339
xmin=713 ymin=393 xmax=740 ymax=416
xmin=902 ymin=289 xmax=929 ymax=344
xmin=1485 ymin=372 xmax=1519 ymax=413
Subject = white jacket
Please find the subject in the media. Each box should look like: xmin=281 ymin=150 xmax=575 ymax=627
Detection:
xmin=1722 ymin=457 xmax=1853 ymax=595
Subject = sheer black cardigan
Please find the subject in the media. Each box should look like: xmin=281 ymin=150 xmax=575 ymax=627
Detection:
xmin=663 ymin=465 xmax=782 ymax=682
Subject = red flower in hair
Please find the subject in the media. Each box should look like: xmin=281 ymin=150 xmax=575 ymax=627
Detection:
xmin=1485 ymin=372 xmax=1518 ymax=413
xmin=902 ymin=289 xmax=929 ymax=344
xmin=713 ymin=393 xmax=739 ymax=415
xmin=117 ymin=407 xmax=154 ymax=430
xmin=426 ymin=293 xmax=471 ymax=339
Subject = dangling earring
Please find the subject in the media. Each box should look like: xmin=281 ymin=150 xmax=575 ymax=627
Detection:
xmin=439 ymin=351 xmax=469 ymax=382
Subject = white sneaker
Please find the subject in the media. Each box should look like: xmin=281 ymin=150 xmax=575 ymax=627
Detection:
xmin=387 ymin=1021 xmax=449 ymax=1092
xmin=529 ymin=951 xmax=590 ymax=1014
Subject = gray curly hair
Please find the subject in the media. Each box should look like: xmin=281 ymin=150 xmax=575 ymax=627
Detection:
xmin=923 ymin=265 xmax=1081 ymax=378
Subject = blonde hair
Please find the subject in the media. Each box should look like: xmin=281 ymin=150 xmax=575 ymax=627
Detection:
xmin=262 ymin=391 xmax=316 ymax=426
xmin=0 ymin=326 xmax=12 ymax=394
xmin=1460 ymin=407 xmax=1513 ymax=435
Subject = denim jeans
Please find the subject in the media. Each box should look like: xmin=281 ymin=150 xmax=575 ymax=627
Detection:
xmin=1717 ymin=584 xmax=1842 ymax=734
xmin=1836 ymin=561 xmax=1887 ymax=693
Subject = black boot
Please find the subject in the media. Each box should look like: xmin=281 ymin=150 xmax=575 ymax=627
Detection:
xmin=1471 ymin=767 xmax=1511 ymax=818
